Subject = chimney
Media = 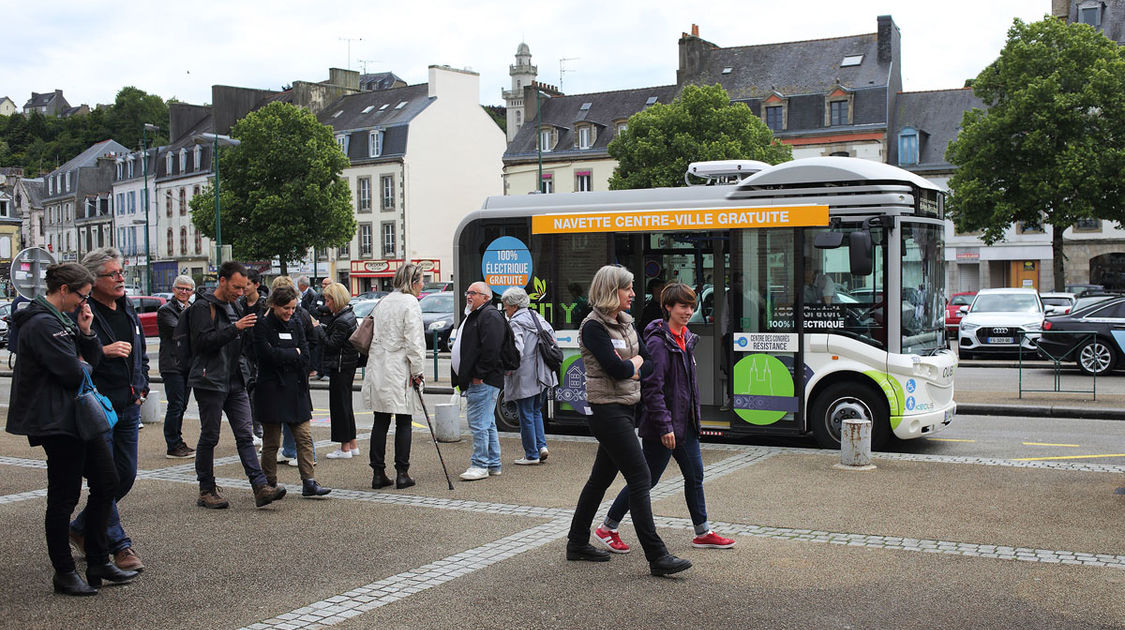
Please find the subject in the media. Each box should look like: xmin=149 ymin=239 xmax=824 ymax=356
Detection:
xmin=877 ymin=15 xmax=896 ymax=64
xmin=692 ymin=24 xmax=699 ymax=37
xmin=1052 ymin=0 xmax=1070 ymax=20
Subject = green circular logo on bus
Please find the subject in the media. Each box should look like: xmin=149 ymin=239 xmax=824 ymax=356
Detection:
xmin=732 ymin=354 xmax=795 ymax=425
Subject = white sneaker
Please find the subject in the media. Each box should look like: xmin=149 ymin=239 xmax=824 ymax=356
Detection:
xmin=538 ymin=447 xmax=549 ymax=462
xmin=514 ymin=458 xmax=540 ymax=465
xmin=276 ymin=451 xmax=290 ymax=463
xmin=351 ymin=447 xmax=361 ymax=457
xmin=459 ymin=466 xmax=489 ymax=481
xmin=252 ymin=435 xmax=263 ymax=447
xmin=287 ymin=458 xmax=300 ymax=467
xmin=326 ymin=449 xmax=352 ymax=459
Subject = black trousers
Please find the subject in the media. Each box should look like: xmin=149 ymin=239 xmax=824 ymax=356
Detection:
xmin=328 ymin=367 xmax=357 ymax=443
xmin=370 ymin=412 xmax=412 ymax=472
xmin=568 ymin=403 xmax=669 ymax=562
xmin=41 ymin=435 xmax=118 ymax=572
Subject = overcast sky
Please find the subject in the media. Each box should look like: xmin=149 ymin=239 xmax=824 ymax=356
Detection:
xmin=3 ymin=0 xmax=1052 ymax=111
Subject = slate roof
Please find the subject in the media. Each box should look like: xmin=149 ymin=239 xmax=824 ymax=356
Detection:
xmin=681 ymin=33 xmax=891 ymax=100
xmin=360 ymin=72 xmax=406 ymax=91
xmin=317 ymin=84 xmax=433 ymax=162
xmin=503 ymin=85 xmax=679 ymax=162
xmin=51 ymin=139 xmax=129 ymax=175
xmin=24 ymin=91 xmax=61 ymax=109
xmin=893 ymin=88 xmax=983 ymax=171
xmin=22 ymin=179 xmax=45 ymax=208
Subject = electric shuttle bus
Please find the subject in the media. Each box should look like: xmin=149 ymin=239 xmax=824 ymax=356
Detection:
xmin=452 ymin=157 xmax=955 ymax=448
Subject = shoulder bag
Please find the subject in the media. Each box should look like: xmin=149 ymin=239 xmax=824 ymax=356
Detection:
xmin=348 ymin=298 xmax=385 ymax=355
xmin=74 ymin=364 xmax=119 ymax=442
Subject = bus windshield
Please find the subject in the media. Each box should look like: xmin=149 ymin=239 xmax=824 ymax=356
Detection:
xmin=901 ymin=221 xmax=946 ymax=355
xmin=802 ymin=225 xmax=887 ymax=350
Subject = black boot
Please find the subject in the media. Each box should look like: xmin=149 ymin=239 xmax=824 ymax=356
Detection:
xmin=86 ymin=562 xmax=139 ymax=587
xmin=302 ymin=479 xmax=331 ymax=497
xmin=395 ymin=470 xmax=416 ymax=489
xmin=53 ymin=570 xmax=97 ymax=596
xmin=649 ymin=554 xmax=692 ymax=577
xmin=372 ymin=469 xmax=394 ymax=489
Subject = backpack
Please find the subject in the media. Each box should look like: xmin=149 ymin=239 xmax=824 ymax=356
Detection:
xmin=172 ymin=300 xmax=215 ymax=371
xmin=529 ymin=310 xmax=563 ymax=372
xmin=499 ymin=318 xmax=521 ymax=371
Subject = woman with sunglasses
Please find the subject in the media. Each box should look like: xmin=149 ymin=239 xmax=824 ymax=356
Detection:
xmin=6 ymin=263 xmax=139 ymax=595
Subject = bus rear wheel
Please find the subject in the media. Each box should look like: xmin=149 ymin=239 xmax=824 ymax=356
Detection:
xmin=809 ymin=382 xmax=889 ymax=450
xmin=494 ymin=388 xmax=521 ymax=432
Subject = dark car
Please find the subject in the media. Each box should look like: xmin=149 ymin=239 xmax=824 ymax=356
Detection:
xmin=1038 ymin=296 xmax=1125 ymax=375
xmin=129 ymin=296 xmax=167 ymax=337
xmin=418 ymin=291 xmax=455 ymax=349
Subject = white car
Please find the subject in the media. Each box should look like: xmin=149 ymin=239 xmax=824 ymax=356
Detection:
xmin=1039 ymin=292 xmax=1076 ymax=316
xmin=957 ymin=288 xmax=1044 ymax=359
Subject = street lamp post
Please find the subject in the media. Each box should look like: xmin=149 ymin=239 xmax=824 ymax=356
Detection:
xmin=141 ymin=123 xmax=159 ymax=294
xmin=196 ymin=133 xmax=239 ymax=269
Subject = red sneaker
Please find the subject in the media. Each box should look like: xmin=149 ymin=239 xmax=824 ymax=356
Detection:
xmin=692 ymin=531 xmax=735 ymax=549
xmin=593 ymin=526 xmax=631 ymax=554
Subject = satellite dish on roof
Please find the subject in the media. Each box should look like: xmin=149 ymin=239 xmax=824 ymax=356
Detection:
xmin=10 ymin=247 xmax=56 ymax=299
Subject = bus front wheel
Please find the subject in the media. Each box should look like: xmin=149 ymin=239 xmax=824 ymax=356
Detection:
xmin=494 ymin=388 xmax=521 ymax=432
xmin=809 ymin=382 xmax=889 ymax=450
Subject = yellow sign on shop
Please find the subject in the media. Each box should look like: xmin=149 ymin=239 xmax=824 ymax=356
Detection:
xmin=531 ymin=205 xmax=829 ymax=235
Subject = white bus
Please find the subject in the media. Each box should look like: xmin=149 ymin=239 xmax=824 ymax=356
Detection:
xmin=453 ymin=157 xmax=955 ymax=448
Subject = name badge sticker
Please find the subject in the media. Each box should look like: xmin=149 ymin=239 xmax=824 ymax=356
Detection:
xmin=611 ymin=339 xmax=627 ymax=349
xmin=279 ymin=332 xmax=293 ymax=340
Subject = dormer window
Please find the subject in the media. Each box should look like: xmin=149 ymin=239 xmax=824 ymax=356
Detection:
xmin=336 ymin=133 xmax=349 ymax=154
xmin=194 ymin=145 xmax=202 ymax=170
xmin=825 ymin=88 xmax=853 ymax=127
xmin=116 ymin=160 xmax=123 ymax=180
xmin=576 ymin=125 xmax=593 ymax=150
xmin=761 ymin=93 xmax=788 ymax=132
xmin=539 ymin=128 xmax=555 ymax=153
xmin=898 ymin=127 xmax=920 ymax=166
xmin=65 ymin=171 xmax=71 ymax=192
xmin=369 ymin=130 xmax=383 ymax=158
xmin=180 ymin=148 xmax=188 ymax=172
xmin=616 ymin=121 xmax=628 ymax=136
xmin=166 ymin=151 xmax=173 ymax=174
xmin=127 ymin=156 xmax=135 ymax=178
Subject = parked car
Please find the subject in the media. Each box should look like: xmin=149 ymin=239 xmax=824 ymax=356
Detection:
xmin=1038 ymin=295 xmax=1125 ymax=375
xmin=1065 ymin=283 xmax=1104 ymax=297
xmin=418 ymin=281 xmax=453 ymax=299
xmin=419 ymin=291 xmax=455 ymax=349
xmin=128 ymin=296 xmax=167 ymax=337
xmin=152 ymin=292 xmax=174 ymax=301
xmin=944 ymin=292 xmax=976 ymax=337
xmin=351 ymin=298 xmax=381 ymax=320
xmin=1072 ymin=292 xmax=1124 ymax=313
xmin=352 ymin=290 xmax=389 ymax=303
xmin=1039 ymin=292 xmax=1076 ymax=316
xmin=0 ymin=301 xmax=10 ymax=347
xmin=957 ymin=288 xmax=1044 ymax=359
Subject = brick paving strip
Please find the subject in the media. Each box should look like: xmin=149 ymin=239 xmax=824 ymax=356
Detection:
xmin=3 ymin=443 xmax=1124 ymax=630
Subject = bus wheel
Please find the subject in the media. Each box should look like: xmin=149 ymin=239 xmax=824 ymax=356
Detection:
xmin=809 ymin=382 xmax=889 ymax=450
xmin=494 ymin=388 xmax=521 ymax=432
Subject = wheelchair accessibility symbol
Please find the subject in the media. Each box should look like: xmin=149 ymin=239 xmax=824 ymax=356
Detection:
xmin=906 ymin=379 xmax=916 ymax=394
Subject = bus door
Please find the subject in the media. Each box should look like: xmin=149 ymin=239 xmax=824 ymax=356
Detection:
xmin=716 ymin=228 xmax=805 ymax=436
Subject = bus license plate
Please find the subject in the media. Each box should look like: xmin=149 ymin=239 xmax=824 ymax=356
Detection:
xmin=987 ymin=337 xmax=1013 ymax=344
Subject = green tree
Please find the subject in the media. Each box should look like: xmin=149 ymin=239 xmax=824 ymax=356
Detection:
xmin=189 ymin=102 xmax=355 ymax=274
xmin=946 ymin=17 xmax=1125 ymax=288
xmin=607 ymin=84 xmax=791 ymax=190
xmin=104 ymin=87 xmax=169 ymax=148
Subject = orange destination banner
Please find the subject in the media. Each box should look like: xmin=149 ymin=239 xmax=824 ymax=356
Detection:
xmin=531 ymin=205 xmax=829 ymax=235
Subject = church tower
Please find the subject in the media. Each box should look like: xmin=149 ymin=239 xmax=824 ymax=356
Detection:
xmin=502 ymin=42 xmax=537 ymax=143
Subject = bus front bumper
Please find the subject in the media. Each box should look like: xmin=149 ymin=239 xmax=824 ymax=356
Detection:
xmin=892 ymin=403 xmax=956 ymax=440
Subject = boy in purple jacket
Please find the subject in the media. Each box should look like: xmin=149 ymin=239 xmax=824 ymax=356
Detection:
xmin=594 ymin=282 xmax=735 ymax=553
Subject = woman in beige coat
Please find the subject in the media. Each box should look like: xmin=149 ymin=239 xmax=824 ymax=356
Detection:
xmin=361 ymin=264 xmax=426 ymax=490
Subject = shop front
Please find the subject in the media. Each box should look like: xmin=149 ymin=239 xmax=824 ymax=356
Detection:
xmin=348 ymin=259 xmax=440 ymax=295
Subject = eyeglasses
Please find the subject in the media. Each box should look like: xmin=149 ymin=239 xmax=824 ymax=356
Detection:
xmin=97 ymin=271 xmax=125 ymax=280
xmin=174 ymin=286 xmax=193 ymax=292
xmin=465 ymin=290 xmax=485 ymax=297
xmin=75 ymin=290 xmax=91 ymax=303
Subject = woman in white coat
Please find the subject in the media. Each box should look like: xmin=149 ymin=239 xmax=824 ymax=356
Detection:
xmin=362 ymin=264 xmax=426 ymax=490
xmin=501 ymin=287 xmax=559 ymax=466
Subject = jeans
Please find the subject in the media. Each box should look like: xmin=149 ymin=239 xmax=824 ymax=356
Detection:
xmin=465 ymin=383 xmax=501 ymax=471
xmin=72 ymin=403 xmax=138 ymax=554
xmin=516 ymin=391 xmax=547 ymax=460
xmin=43 ymin=435 xmax=117 ymax=572
xmin=161 ymin=371 xmax=191 ymax=450
xmin=568 ymin=403 xmax=669 ymax=562
xmin=261 ymin=422 xmax=315 ymax=481
xmin=194 ymin=383 xmax=267 ymax=490
xmin=370 ymin=412 xmax=412 ymax=472
xmin=604 ymin=432 xmax=709 ymax=536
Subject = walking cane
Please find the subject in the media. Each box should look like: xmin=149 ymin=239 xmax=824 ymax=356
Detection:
xmin=413 ymin=382 xmax=454 ymax=490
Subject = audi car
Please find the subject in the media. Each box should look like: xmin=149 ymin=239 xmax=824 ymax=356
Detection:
xmin=1038 ymin=295 xmax=1125 ymax=375
xmin=957 ymin=288 xmax=1044 ymax=359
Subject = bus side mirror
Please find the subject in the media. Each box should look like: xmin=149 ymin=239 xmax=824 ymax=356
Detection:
xmin=849 ymin=231 xmax=873 ymax=276
xmin=813 ymin=232 xmax=844 ymax=249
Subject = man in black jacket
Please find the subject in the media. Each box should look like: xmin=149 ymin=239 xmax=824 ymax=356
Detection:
xmin=157 ymin=275 xmax=196 ymax=459
xmin=451 ymin=281 xmax=506 ymax=481
xmin=189 ymin=261 xmax=285 ymax=510
xmin=69 ymin=248 xmax=148 ymax=573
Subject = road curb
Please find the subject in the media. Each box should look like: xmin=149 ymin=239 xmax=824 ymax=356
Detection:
xmin=957 ymin=403 xmax=1125 ymax=421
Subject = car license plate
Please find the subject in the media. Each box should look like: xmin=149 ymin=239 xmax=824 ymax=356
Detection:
xmin=944 ymin=408 xmax=955 ymax=424
xmin=987 ymin=337 xmax=1013 ymax=344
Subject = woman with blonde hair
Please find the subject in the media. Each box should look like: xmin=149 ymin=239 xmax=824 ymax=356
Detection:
xmin=321 ymin=282 xmax=360 ymax=458
xmin=361 ymin=264 xmax=426 ymax=489
xmin=566 ymin=265 xmax=691 ymax=577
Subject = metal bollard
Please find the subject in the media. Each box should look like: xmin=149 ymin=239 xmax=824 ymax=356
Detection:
xmin=835 ymin=418 xmax=876 ymax=470
xmin=433 ymin=403 xmax=462 ymax=443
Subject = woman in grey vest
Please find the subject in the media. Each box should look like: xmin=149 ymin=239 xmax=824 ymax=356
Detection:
xmin=565 ymin=265 xmax=692 ymax=577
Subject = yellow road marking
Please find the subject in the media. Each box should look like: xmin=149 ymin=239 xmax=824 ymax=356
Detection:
xmin=1022 ymin=442 xmax=1080 ymax=448
xmin=1012 ymin=453 xmax=1125 ymax=462
xmin=928 ymin=438 xmax=976 ymax=443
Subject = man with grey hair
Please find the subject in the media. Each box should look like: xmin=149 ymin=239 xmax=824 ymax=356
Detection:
xmin=157 ymin=274 xmax=197 ymax=458
xmin=297 ymin=275 xmax=315 ymax=312
xmin=69 ymin=247 xmax=148 ymax=573
xmin=451 ymin=281 xmax=506 ymax=481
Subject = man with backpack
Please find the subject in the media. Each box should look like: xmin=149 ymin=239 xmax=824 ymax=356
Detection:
xmin=451 ymin=281 xmax=508 ymax=481
xmin=182 ymin=261 xmax=286 ymax=509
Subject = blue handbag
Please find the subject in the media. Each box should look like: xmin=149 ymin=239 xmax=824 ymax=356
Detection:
xmin=74 ymin=365 xmax=118 ymax=441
